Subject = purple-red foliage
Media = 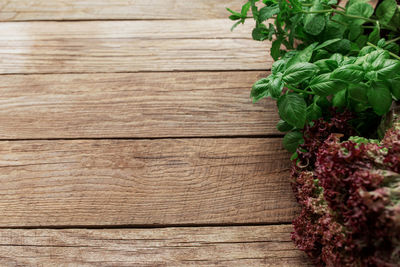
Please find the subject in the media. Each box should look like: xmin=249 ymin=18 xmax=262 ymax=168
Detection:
xmin=291 ymin=113 xmax=400 ymax=266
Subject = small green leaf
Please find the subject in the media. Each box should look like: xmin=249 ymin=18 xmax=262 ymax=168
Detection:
xmin=347 ymin=2 xmax=374 ymax=25
xmin=271 ymin=39 xmax=281 ymax=60
xmin=384 ymin=42 xmax=400 ymax=55
xmin=348 ymin=23 xmax=362 ymax=41
xmin=283 ymin=63 xmax=318 ymax=84
xmin=331 ymin=64 xmax=364 ymax=83
xmin=359 ymin=46 xmax=375 ymax=56
xmin=283 ymin=131 xmax=304 ymax=153
xmin=276 ymin=120 xmax=294 ymax=132
xmin=286 ymin=43 xmax=317 ymax=68
xmin=230 ymin=21 xmax=242 ymax=31
xmin=332 ymin=89 xmax=347 ymax=108
xmin=309 ymin=73 xmax=344 ymax=96
xmin=306 ymin=102 xmax=322 ymax=122
xmin=368 ymin=24 xmax=380 ymax=44
xmin=269 ymin=75 xmax=284 ymax=98
xmin=304 ymin=2 xmax=326 ymax=35
xmin=376 ymin=0 xmax=397 ymax=24
xmin=227 ymin=8 xmax=242 ymax=17
xmin=251 ymin=78 xmax=270 ymax=102
xmin=259 ymin=4 xmax=279 ymax=22
xmin=252 ymin=25 xmax=268 ymax=41
xmin=330 ymin=53 xmax=344 ymax=65
xmin=368 ymin=81 xmax=393 ymax=115
xmin=277 ymin=93 xmax=307 ymax=129
xmin=365 ymin=50 xmax=389 ymax=69
xmin=241 ymin=2 xmax=252 ymax=18
xmin=315 ymin=39 xmax=341 ymax=50
xmin=304 ymin=14 xmax=326 ymax=35
xmin=272 ymin=59 xmax=286 ymax=75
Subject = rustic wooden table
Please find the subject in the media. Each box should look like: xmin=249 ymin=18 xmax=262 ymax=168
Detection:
xmin=0 ymin=0 xmax=311 ymax=265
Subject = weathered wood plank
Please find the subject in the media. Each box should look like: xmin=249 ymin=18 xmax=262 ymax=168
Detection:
xmin=0 ymin=20 xmax=271 ymax=74
xmin=0 ymin=138 xmax=296 ymax=227
xmin=0 ymin=225 xmax=311 ymax=266
xmin=0 ymin=71 xmax=279 ymax=139
xmin=0 ymin=0 xmax=246 ymax=21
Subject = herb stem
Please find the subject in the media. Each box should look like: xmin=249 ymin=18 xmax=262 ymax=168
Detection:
xmin=334 ymin=10 xmax=375 ymax=23
xmin=386 ymin=36 xmax=400 ymax=44
xmin=287 ymin=85 xmax=315 ymax=95
xmin=331 ymin=18 xmax=348 ymax=26
xmin=331 ymin=4 xmax=346 ymax=11
xmin=367 ymin=42 xmax=400 ymax=60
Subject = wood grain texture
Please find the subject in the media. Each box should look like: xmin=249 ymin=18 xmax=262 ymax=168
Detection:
xmin=0 ymin=20 xmax=272 ymax=74
xmin=0 ymin=138 xmax=297 ymax=227
xmin=0 ymin=71 xmax=280 ymax=139
xmin=0 ymin=0 xmax=246 ymax=21
xmin=0 ymin=225 xmax=311 ymax=266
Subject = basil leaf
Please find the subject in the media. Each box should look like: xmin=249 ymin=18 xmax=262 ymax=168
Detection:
xmin=368 ymin=81 xmax=393 ymax=115
xmin=286 ymin=43 xmax=317 ymax=68
xmin=315 ymin=39 xmax=341 ymax=50
xmin=376 ymin=59 xmax=400 ymax=79
xmin=283 ymin=62 xmax=318 ymax=84
xmin=376 ymin=0 xmax=397 ymax=24
xmin=283 ymin=131 xmax=304 ymax=153
xmin=251 ymin=78 xmax=270 ymax=102
xmin=276 ymin=120 xmax=294 ymax=132
xmin=388 ymin=77 xmax=400 ymax=100
xmin=306 ymin=102 xmax=322 ymax=122
xmin=309 ymin=73 xmax=344 ymax=96
xmin=331 ymin=64 xmax=364 ymax=83
xmin=278 ymin=93 xmax=307 ymax=129
xmin=272 ymin=59 xmax=286 ymax=75
xmin=332 ymin=89 xmax=347 ymax=108
xmin=348 ymin=83 xmax=369 ymax=104
xmin=269 ymin=75 xmax=284 ymax=99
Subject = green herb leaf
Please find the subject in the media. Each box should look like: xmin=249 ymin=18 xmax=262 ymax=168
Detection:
xmin=348 ymin=83 xmax=369 ymax=104
xmin=259 ymin=4 xmax=279 ymax=22
xmin=331 ymin=64 xmax=364 ymax=83
xmin=309 ymin=73 xmax=344 ymax=96
xmin=283 ymin=62 xmax=318 ymax=84
xmin=269 ymin=75 xmax=284 ymax=98
xmin=283 ymin=131 xmax=304 ymax=153
xmin=251 ymin=78 xmax=270 ymax=102
xmin=272 ymin=59 xmax=286 ymax=75
xmin=332 ymin=89 xmax=347 ymax=108
xmin=271 ymin=39 xmax=282 ymax=60
xmin=315 ymin=39 xmax=341 ymax=50
xmin=278 ymin=93 xmax=307 ymax=129
xmin=276 ymin=120 xmax=294 ymax=132
xmin=368 ymin=24 xmax=380 ymax=44
xmin=388 ymin=77 xmax=400 ymax=100
xmin=241 ymin=2 xmax=252 ymax=18
xmin=306 ymin=102 xmax=322 ymax=122
xmin=304 ymin=2 xmax=326 ymax=35
xmin=347 ymin=2 xmax=374 ymax=25
xmin=286 ymin=43 xmax=318 ymax=68
xmin=376 ymin=0 xmax=397 ymax=24
xmin=368 ymin=81 xmax=393 ymax=115
xmin=252 ymin=25 xmax=268 ymax=41
xmin=376 ymin=59 xmax=400 ymax=79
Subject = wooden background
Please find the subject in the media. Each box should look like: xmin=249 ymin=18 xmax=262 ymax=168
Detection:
xmin=0 ymin=0 xmax=311 ymax=265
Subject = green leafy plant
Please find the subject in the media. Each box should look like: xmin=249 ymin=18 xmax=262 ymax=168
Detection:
xmin=228 ymin=0 xmax=400 ymax=153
